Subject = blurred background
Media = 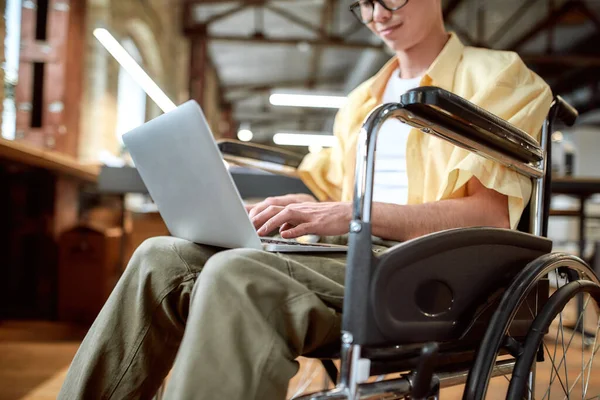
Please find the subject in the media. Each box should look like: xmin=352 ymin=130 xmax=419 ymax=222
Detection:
xmin=2 ymin=0 xmax=600 ymax=398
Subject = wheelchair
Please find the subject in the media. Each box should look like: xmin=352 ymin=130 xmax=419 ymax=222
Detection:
xmin=282 ymin=87 xmax=600 ymax=399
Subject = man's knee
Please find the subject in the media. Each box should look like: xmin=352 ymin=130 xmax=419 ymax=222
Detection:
xmin=126 ymin=236 xmax=198 ymax=282
xmin=197 ymin=248 xmax=295 ymax=305
xmin=200 ymin=248 xmax=269 ymax=283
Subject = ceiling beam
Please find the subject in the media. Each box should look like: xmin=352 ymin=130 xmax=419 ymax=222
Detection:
xmin=577 ymin=1 xmax=600 ymax=33
xmin=202 ymin=3 xmax=252 ymax=25
xmin=265 ymin=4 xmax=326 ymax=36
xmin=571 ymin=93 xmax=600 ymax=115
xmin=307 ymin=0 xmax=336 ymax=87
xmin=531 ymin=27 xmax=600 ymax=78
xmin=183 ymin=0 xmax=312 ymax=4
xmin=550 ymin=66 xmax=600 ymax=95
xmin=506 ymin=0 xmax=579 ymax=50
xmin=487 ymin=0 xmax=539 ymax=47
xmin=234 ymin=108 xmax=335 ymax=121
xmin=225 ymin=78 xmax=342 ymax=93
xmin=207 ymin=33 xmax=385 ymax=50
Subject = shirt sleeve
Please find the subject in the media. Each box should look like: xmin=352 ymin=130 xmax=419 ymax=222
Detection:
xmin=438 ymin=67 xmax=554 ymax=229
xmin=296 ymin=108 xmax=346 ymax=201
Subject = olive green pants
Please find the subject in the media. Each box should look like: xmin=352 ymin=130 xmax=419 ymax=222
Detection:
xmin=58 ymin=235 xmax=393 ymax=400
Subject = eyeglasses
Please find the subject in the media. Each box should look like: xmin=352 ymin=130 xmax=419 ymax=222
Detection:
xmin=349 ymin=0 xmax=409 ymax=24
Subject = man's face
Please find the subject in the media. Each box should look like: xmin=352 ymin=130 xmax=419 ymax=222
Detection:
xmin=365 ymin=0 xmax=442 ymax=52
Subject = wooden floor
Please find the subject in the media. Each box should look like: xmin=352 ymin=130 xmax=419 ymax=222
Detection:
xmin=0 ymin=321 xmax=86 ymax=400
xmin=1 ymin=320 xmax=598 ymax=399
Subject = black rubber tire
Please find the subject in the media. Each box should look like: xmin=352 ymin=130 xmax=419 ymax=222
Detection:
xmin=464 ymin=253 xmax=600 ymax=400
xmin=506 ymin=280 xmax=600 ymax=399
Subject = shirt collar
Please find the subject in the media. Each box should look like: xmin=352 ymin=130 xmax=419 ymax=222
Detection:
xmin=368 ymin=32 xmax=465 ymax=99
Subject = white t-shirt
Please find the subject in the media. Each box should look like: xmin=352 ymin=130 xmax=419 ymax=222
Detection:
xmin=373 ymin=69 xmax=421 ymax=205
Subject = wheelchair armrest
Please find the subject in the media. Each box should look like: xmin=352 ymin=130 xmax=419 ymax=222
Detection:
xmin=400 ymin=87 xmax=543 ymax=164
xmin=348 ymin=87 xmax=546 ymax=225
xmin=217 ymin=139 xmax=304 ymax=177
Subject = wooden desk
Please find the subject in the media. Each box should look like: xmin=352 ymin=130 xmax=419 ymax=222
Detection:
xmin=0 ymin=138 xmax=99 ymax=319
xmin=551 ymin=177 xmax=600 ymax=258
xmin=550 ymin=177 xmax=600 ymax=341
xmin=0 ymin=138 xmax=98 ymax=182
xmin=552 ymin=177 xmax=600 ymax=197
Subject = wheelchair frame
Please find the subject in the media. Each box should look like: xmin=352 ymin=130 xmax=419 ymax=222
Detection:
xmin=295 ymin=88 xmax=600 ymax=400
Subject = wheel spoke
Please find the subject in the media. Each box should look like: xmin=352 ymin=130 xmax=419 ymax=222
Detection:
xmin=560 ymin=309 xmax=571 ymax=398
xmin=527 ymin=369 xmax=536 ymax=400
xmin=526 ymin=299 xmax=535 ymax=319
xmin=584 ymin=323 xmax=600 ymax=398
xmin=546 ymin=292 xmax=594 ymax=400
xmin=548 ymin=272 xmax=564 ymax=400
xmin=554 ymin=296 xmax=593 ymax=390
xmin=582 ymin=294 xmax=586 ymax=399
xmin=544 ymin=295 xmax=592 ymax=398
xmin=543 ymin=341 xmax=570 ymax=399
xmin=544 ymin=271 xmax=568 ymax=400
xmin=565 ymin=341 xmax=600 ymax=399
xmin=503 ymin=365 xmax=535 ymax=399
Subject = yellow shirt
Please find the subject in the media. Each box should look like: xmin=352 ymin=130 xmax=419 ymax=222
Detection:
xmin=297 ymin=33 xmax=553 ymax=229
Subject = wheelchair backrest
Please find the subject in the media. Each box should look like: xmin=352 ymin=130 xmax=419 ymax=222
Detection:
xmin=516 ymin=95 xmax=579 ymax=237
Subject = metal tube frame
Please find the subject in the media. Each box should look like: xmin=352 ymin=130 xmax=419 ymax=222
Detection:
xmin=530 ymin=110 xmax=552 ymax=237
xmin=296 ymin=97 xmax=561 ymax=399
xmin=294 ymin=360 xmax=516 ymax=399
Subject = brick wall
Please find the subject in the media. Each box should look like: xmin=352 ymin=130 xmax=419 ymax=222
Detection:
xmin=78 ymin=0 xmax=196 ymax=163
xmin=0 ymin=0 xmax=5 ymax=126
xmin=204 ymin=62 xmax=223 ymax=138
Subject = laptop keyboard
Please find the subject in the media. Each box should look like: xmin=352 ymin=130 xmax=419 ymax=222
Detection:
xmin=261 ymin=238 xmax=331 ymax=247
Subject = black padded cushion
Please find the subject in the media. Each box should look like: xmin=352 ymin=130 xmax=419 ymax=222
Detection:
xmin=368 ymin=227 xmax=551 ymax=345
xmin=553 ymin=95 xmax=578 ymax=127
xmin=216 ymin=139 xmax=304 ymax=168
xmin=400 ymin=87 xmax=543 ymax=164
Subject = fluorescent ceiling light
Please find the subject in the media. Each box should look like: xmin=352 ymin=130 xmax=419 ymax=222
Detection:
xmin=237 ymin=129 xmax=253 ymax=142
xmin=273 ymin=133 xmax=337 ymax=147
xmin=93 ymin=28 xmax=176 ymax=113
xmin=269 ymin=93 xmax=347 ymax=109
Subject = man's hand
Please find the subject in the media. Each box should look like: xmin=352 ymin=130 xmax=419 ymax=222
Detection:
xmin=251 ymin=202 xmax=352 ymax=239
xmin=246 ymin=193 xmax=317 ymax=219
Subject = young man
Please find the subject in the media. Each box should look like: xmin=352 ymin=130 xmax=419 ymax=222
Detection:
xmin=59 ymin=0 xmax=552 ymax=399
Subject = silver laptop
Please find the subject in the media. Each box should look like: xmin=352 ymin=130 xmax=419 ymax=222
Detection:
xmin=122 ymin=100 xmax=347 ymax=253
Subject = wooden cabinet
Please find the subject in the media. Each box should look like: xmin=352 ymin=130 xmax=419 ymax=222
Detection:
xmin=57 ymin=225 xmax=122 ymax=325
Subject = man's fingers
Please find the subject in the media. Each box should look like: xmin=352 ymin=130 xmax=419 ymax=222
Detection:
xmin=279 ymin=222 xmax=294 ymax=233
xmin=248 ymin=197 xmax=285 ymax=219
xmin=252 ymin=205 xmax=286 ymax=233
xmin=280 ymin=223 xmax=313 ymax=239
xmin=256 ymin=208 xmax=300 ymax=236
xmin=249 ymin=202 xmax=272 ymax=219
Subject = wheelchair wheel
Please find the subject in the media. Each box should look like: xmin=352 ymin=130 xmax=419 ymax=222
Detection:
xmin=507 ymin=279 xmax=600 ymax=399
xmin=465 ymin=253 xmax=600 ymax=399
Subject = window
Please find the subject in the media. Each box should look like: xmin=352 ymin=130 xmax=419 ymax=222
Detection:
xmin=115 ymin=37 xmax=147 ymax=152
xmin=2 ymin=0 xmax=23 ymax=140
